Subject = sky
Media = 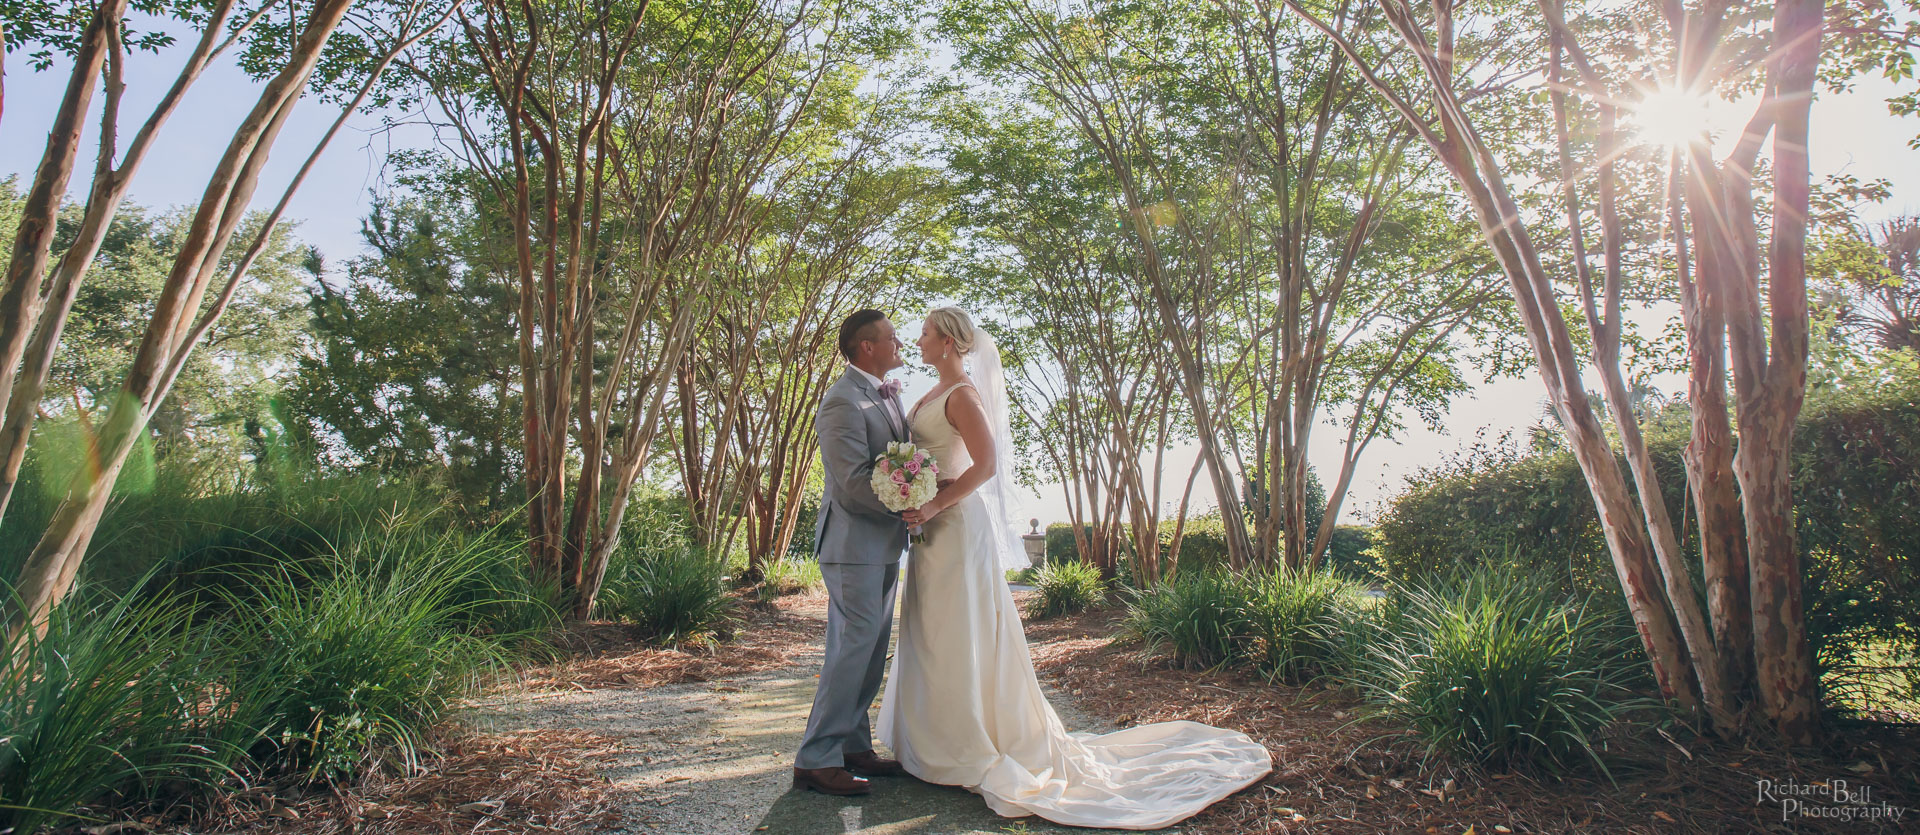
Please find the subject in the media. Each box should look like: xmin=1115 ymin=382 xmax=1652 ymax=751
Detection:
xmin=4 ymin=25 xmax=1916 ymax=527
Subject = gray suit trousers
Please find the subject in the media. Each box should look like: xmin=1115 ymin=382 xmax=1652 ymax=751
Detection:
xmin=794 ymin=561 xmax=900 ymax=769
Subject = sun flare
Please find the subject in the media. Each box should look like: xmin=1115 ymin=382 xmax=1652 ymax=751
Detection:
xmin=1630 ymin=85 xmax=1714 ymax=149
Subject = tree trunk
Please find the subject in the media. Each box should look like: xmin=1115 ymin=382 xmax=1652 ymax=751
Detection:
xmin=1557 ymin=384 xmax=1701 ymax=707
xmin=6 ymin=0 xmax=357 ymax=639
xmin=1739 ymin=0 xmax=1822 ymax=744
xmin=1283 ymin=0 xmax=1827 ymax=743
xmin=1596 ymin=353 xmax=1736 ymax=726
xmin=1444 ymin=147 xmax=1701 ymax=707
xmin=0 ymin=0 xmax=241 ymax=522
xmin=0 ymin=0 xmax=125 ymax=483
xmin=1673 ymin=176 xmax=1756 ymax=704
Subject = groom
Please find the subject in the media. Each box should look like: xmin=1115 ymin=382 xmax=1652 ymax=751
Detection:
xmin=793 ymin=309 xmax=912 ymax=796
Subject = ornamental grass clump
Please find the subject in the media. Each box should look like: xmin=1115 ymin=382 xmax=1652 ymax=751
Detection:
xmin=216 ymin=523 xmax=530 ymax=781
xmin=0 ymin=587 xmax=249 ymax=835
xmin=1122 ymin=569 xmax=1253 ymax=670
xmin=758 ymin=555 xmax=825 ymax=601
xmin=1240 ymin=567 xmax=1368 ymax=684
xmin=1028 ymin=559 xmax=1107 ymax=618
xmin=598 ymin=543 xmax=734 ymax=645
xmin=1352 ymin=569 xmax=1649 ymax=774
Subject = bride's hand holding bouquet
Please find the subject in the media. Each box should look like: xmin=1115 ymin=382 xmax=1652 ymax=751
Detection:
xmin=873 ymin=441 xmax=940 ymax=542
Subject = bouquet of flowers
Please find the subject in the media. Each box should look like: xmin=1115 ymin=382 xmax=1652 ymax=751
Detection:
xmin=872 ymin=441 xmax=940 ymax=542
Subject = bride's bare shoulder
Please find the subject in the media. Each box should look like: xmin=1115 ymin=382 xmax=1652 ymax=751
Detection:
xmin=943 ymin=379 xmax=986 ymax=420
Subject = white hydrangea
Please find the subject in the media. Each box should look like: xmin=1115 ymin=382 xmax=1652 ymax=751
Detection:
xmin=871 ymin=444 xmax=940 ymax=514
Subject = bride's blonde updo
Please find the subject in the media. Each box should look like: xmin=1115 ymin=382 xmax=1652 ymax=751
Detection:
xmin=926 ymin=306 xmax=976 ymax=355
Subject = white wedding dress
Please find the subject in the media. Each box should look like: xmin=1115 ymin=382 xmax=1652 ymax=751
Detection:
xmin=877 ymin=383 xmax=1272 ymax=830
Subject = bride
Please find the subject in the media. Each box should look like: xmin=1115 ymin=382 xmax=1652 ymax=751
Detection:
xmin=882 ymin=306 xmax=1271 ymax=830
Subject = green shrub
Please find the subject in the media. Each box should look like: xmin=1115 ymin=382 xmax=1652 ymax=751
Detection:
xmin=1045 ymin=522 xmax=1080 ymax=564
xmin=598 ymin=543 xmax=734 ymax=645
xmin=0 ymin=589 xmax=246 ymax=835
xmin=1821 ymin=642 xmax=1920 ymax=722
xmin=1324 ymin=590 xmax=1399 ymax=678
xmin=1028 ymin=559 xmax=1107 ymax=618
xmin=1323 ymin=525 xmax=1377 ymax=581
xmin=1370 ymin=440 xmax=1620 ymax=597
xmin=621 ymin=489 xmax=696 ymax=554
xmin=0 ymin=458 xmax=574 ymax=817
xmin=1241 ymin=568 xmax=1367 ymax=684
xmin=1371 ymin=375 xmax=1920 ymax=715
xmin=0 ymin=452 xmax=462 ymax=613
xmin=217 ymin=523 xmax=527 ymax=781
xmin=596 ymin=489 xmax=730 ymax=640
xmin=1350 ymin=569 xmax=1649 ymax=774
xmin=1038 ymin=517 xmax=1260 ymax=586
xmin=0 ymin=490 xmax=551 ymax=825
xmin=1792 ymin=379 xmax=1920 ymax=715
xmin=759 ymin=555 xmax=824 ymax=601
xmin=450 ymin=543 xmax=565 ymax=639
xmin=1120 ymin=565 xmax=1370 ymax=682
xmin=1122 ymin=569 xmax=1252 ymax=670
xmin=1163 ymin=515 xmax=1234 ymax=577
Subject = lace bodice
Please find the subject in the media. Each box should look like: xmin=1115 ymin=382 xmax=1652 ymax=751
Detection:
xmin=909 ymin=383 xmax=974 ymax=477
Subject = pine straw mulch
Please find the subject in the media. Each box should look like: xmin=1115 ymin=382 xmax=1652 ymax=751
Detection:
xmin=513 ymin=590 xmax=825 ymax=691
xmin=77 ymin=727 xmax=624 ymax=835
xmin=1019 ymin=602 xmax=1920 ymax=835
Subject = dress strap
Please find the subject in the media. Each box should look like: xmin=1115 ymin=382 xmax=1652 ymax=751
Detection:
xmin=909 ymin=380 xmax=975 ymax=423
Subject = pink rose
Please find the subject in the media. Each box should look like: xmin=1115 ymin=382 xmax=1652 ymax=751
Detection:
xmin=891 ymin=470 xmax=907 ymax=484
xmin=879 ymin=460 xmax=892 ymax=473
xmin=905 ymin=461 xmax=920 ymax=475
xmin=899 ymin=485 xmax=910 ymax=497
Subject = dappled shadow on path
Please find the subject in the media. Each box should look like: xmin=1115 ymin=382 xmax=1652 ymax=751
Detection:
xmin=476 ymin=592 xmax=1163 ymax=835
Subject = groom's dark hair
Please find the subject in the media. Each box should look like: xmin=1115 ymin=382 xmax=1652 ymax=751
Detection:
xmin=838 ymin=309 xmax=889 ymax=363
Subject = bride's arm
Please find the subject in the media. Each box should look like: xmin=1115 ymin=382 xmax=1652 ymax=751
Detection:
xmin=902 ymin=386 xmax=994 ymax=526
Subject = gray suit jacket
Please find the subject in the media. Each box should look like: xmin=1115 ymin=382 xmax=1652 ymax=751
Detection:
xmin=813 ymin=367 xmax=910 ymax=564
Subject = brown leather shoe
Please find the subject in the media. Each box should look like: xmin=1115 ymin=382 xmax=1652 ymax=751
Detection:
xmin=844 ymin=750 xmax=907 ymax=778
xmin=792 ymin=766 xmax=871 ymax=796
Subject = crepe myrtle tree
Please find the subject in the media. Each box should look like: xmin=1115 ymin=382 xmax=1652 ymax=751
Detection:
xmin=947 ymin=108 xmax=1191 ymax=584
xmin=411 ymin=0 xmax=910 ymax=616
xmin=671 ymin=73 xmax=942 ymax=582
xmin=1274 ymin=0 xmax=1910 ymax=743
xmin=941 ymin=0 xmax=1505 ymax=572
xmin=3 ymin=0 xmax=456 ymax=641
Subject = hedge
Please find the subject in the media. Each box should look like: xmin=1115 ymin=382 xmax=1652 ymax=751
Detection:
xmin=1370 ymin=373 xmax=1920 ymax=691
xmin=1043 ymin=518 xmax=1376 ymax=583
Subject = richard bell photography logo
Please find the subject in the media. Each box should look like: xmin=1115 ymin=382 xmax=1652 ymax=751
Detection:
xmin=1755 ymin=775 xmax=1907 ymax=824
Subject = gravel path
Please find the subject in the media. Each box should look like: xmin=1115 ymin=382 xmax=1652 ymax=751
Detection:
xmin=468 ymin=594 xmax=1164 ymax=835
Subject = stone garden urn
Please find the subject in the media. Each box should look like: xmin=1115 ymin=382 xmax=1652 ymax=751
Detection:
xmin=1021 ymin=518 xmax=1047 ymax=569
